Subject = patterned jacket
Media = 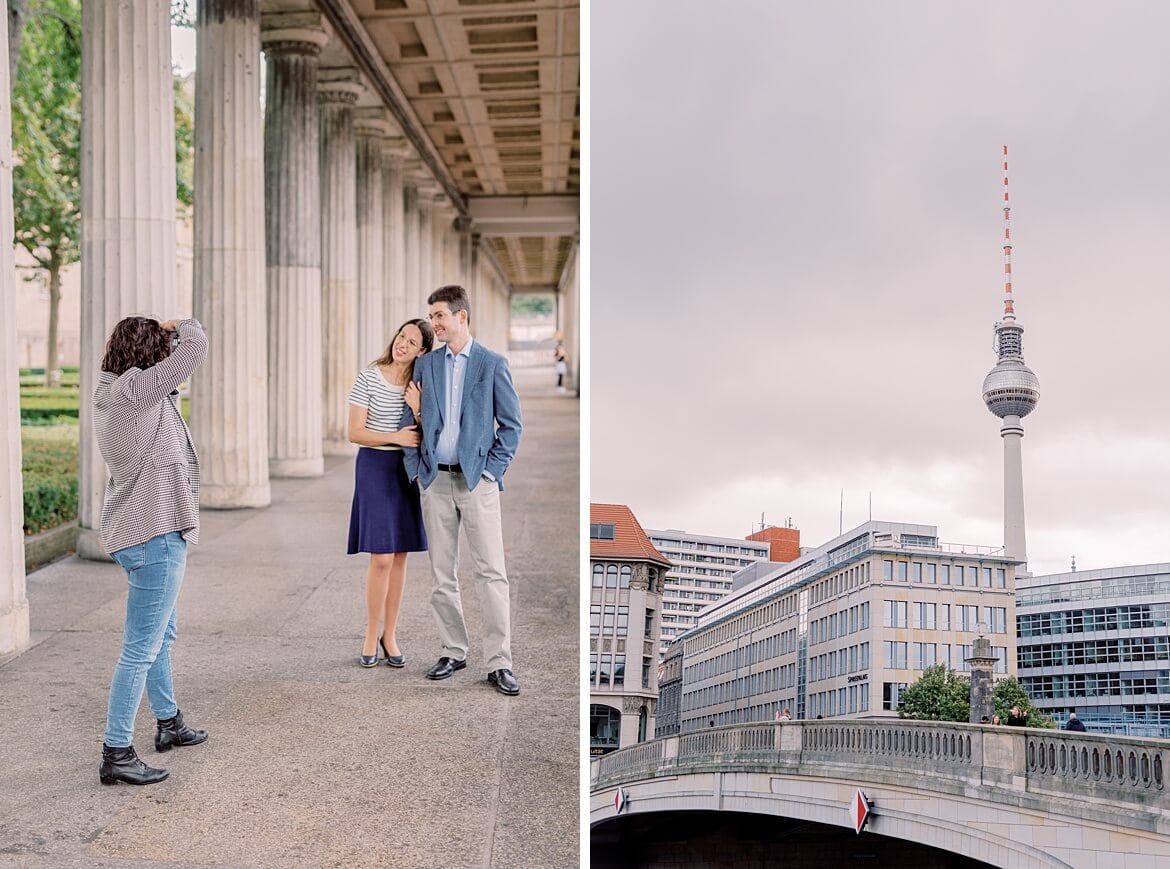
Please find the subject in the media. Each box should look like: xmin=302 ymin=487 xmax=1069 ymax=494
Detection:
xmin=93 ymin=319 xmax=207 ymax=554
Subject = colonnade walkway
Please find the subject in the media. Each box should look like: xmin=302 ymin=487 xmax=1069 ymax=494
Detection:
xmin=0 ymin=364 xmax=579 ymax=868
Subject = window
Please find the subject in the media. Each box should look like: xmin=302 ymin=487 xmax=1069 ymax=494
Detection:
xmin=614 ymin=655 xmax=626 ymax=686
xmin=897 ymin=562 xmax=908 ymax=581
xmin=989 ymin=607 xmax=1007 ymax=634
xmin=938 ymin=603 xmax=950 ymax=631
xmin=955 ymin=565 xmax=965 ymax=586
xmin=590 ymin=523 xmax=616 ymax=540
xmin=884 ymin=560 xmax=894 ymax=581
xmin=644 ymin=609 xmax=655 ymax=639
xmin=940 ymin=564 xmax=950 ymax=584
xmin=884 ymin=641 xmax=907 ymax=669
xmin=620 ymin=565 xmax=631 ymax=589
xmin=916 ymin=602 xmax=936 ymax=630
xmin=927 ymin=563 xmax=937 ymax=584
xmin=592 ymin=564 xmax=603 ymax=587
xmin=912 ymin=563 xmax=923 ymax=583
xmin=599 ymin=653 xmax=612 ymax=685
xmin=914 ymin=642 xmax=937 ymax=669
xmin=589 ymin=653 xmax=597 ymax=685
xmin=959 ymin=605 xmax=979 ymax=632
xmin=982 ymin=567 xmax=993 ymax=588
xmin=590 ymin=704 xmax=621 ymax=749
xmin=883 ymin=682 xmax=907 ymax=711
xmin=590 ymin=605 xmax=601 ymax=635
xmin=606 ymin=565 xmax=618 ymax=588
xmin=884 ymin=600 xmax=908 ymax=628
xmin=996 ymin=568 xmax=1006 ymax=588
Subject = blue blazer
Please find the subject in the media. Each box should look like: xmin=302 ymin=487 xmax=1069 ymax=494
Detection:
xmin=402 ymin=340 xmax=522 ymax=491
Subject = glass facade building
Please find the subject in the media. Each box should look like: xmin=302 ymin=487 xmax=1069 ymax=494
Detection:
xmin=1017 ymin=563 xmax=1170 ymax=737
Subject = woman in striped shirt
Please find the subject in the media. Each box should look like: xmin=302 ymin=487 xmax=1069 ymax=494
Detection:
xmin=347 ymin=319 xmax=435 ymax=667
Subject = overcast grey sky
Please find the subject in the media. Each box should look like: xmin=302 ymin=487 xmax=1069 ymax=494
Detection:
xmin=591 ymin=0 xmax=1170 ymax=577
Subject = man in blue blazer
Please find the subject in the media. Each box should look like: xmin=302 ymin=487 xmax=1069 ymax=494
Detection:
xmin=402 ymin=285 xmax=523 ymax=695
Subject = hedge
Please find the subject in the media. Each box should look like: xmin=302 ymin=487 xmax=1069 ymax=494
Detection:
xmin=21 ymin=425 xmax=79 ymax=535
xmin=19 ymin=391 xmax=79 ymax=423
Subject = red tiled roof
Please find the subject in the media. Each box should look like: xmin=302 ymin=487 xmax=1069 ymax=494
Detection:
xmin=590 ymin=503 xmax=672 ymax=567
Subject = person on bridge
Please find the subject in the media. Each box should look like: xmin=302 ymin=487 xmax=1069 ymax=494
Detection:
xmin=1007 ymin=705 xmax=1029 ymax=726
xmin=347 ymin=319 xmax=434 ymax=668
xmin=402 ymin=285 xmax=524 ymax=696
xmin=1063 ymin=712 xmax=1087 ymax=732
xmin=93 ymin=317 xmax=210 ymax=786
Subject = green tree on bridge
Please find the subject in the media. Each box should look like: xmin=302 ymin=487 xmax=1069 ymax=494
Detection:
xmin=898 ymin=665 xmax=1053 ymax=727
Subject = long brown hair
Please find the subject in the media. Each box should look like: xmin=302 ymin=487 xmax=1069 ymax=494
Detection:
xmin=372 ymin=319 xmax=435 ymax=382
xmin=100 ymin=317 xmax=172 ymax=375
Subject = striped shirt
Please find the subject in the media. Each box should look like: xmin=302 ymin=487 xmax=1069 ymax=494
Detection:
xmin=348 ymin=367 xmax=407 ymax=450
xmin=93 ymin=319 xmax=207 ymax=554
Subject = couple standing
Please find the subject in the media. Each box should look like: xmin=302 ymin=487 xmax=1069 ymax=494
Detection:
xmin=347 ymin=284 xmax=523 ymax=697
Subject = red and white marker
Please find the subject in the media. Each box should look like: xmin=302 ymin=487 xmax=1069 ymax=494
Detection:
xmin=853 ymin=788 xmax=871 ymax=834
xmin=614 ymin=786 xmax=627 ymax=814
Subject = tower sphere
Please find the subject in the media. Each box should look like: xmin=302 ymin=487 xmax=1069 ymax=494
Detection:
xmin=982 ymin=361 xmax=1040 ymax=418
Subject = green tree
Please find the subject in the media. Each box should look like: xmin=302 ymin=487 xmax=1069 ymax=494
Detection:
xmin=11 ymin=0 xmax=81 ymax=387
xmin=511 ymin=293 xmax=554 ymax=317
xmin=993 ymin=676 xmax=1054 ymax=728
xmin=897 ymin=664 xmax=971 ymax=721
xmin=173 ymin=72 xmax=194 ymax=211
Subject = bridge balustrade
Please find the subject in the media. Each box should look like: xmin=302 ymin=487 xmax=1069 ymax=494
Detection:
xmin=592 ymin=719 xmax=1170 ymax=817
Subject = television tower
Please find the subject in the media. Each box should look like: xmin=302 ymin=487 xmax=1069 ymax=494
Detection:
xmin=982 ymin=146 xmax=1039 ymax=570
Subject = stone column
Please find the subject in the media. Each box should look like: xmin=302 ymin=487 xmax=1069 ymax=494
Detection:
xmin=78 ymin=0 xmax=178 ymax=560
xmin=402 ymin=180 xmax=420 ymax=318
xmin=416 ymin=191 xmax=435 ymax=315
xmin=0 ymin=10 xmax=30 ymax=655
xmin=456 ymin=217 xmax=474 ymax=293
xmin=318 ymin=70 xmax=361 ymax=456
xmin=261 ymin=16 xmax=328 ymax=478
xmin=354 ymin=110 xmax=391 ymax=366
xmin=558 ymin=235 xmax=580 ymax=396
xmin=381 ymin=142 xmax=407 ymax=335
xmin=191 ymin=0 xmax=270 ymax=508
xmin=966 ymin=636 xmax=999 ymax=724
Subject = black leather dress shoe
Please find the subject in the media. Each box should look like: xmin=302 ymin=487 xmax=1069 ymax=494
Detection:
xmin=155 ymin=709 xmax=209 ymax=752
xmin=426 ymin=656 xmax=467 ymax=680
xmin=488 ymin=669 xmax=520 ymax=696
xmin=99 ymin=744 xmax=168 ymax=786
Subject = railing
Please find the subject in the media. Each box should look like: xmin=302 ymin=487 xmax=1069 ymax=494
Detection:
xmin=591 ymin=720 xmax=1170 ymax=816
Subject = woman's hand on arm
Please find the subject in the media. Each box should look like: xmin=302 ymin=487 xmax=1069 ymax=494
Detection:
xmin=404 ymin=381 xmax=421 ymax=418
xmin=393 ymin=425 xmax=420 ymax=448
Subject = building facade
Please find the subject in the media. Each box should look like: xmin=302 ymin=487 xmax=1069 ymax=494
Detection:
xmin=646 ymin=529 xmax=773 ymax=657
xmin=589 ymin=504 xmax=672 ymax=755
xmin=1017 ymin=563 xmax=1170 ymax=737
xmin=665 ymin=521 xmax=1019 ymax=734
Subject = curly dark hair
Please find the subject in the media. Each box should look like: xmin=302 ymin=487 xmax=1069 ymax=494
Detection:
xmin=100 ymin=317 xmax=173 ymax=375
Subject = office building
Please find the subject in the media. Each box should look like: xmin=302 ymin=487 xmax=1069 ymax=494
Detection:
xmin=589 ymin=503 xmax=672 ymax=755
xmin=661 ymin=521 xmax=1018 ymax=734
xmin=646 ymin=529 xmax=773 ymax=657
xmin=1017 ymin=563 xmax=1170 ymax=737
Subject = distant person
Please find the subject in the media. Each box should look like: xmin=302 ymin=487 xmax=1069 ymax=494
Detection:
xmin=93 ymin=317 xmax=210 ymax=786
xmin=980 ymin=715 xmax=990 ymax=724
xmin=708 ymin=719 xmax=715 ymax=728
xmin=1007 ymin=705 xmax=1028 ymax=727
xmin=347 ymin=319 xmax=434 ymax=668
xmin=992 ymin=714 xmax=1002 ymax=726
xmin=402 ymin=285 xmax=523 ymax=695
xmin=1064 ymin=712 xmax=1087 ymax=732
xmin=777 ymin=707 xmax=792 ymax=721
xmin=553 ymin=343 xmax=568 ymax=392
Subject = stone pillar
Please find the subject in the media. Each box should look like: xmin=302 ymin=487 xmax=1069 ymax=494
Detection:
xmin=354 ymin=110 xmax=390 ymax=366
xmin=0 ymin=10 xmax=30 ymax=656
xmin=78 ymin=0 xmax=178 ymax=560
xmin=261 ymin=17 xmax=328 ymax=478
xmin=402 ymin=180 xmax=420 ymax=318
xmin=966 ymin=636 xmax=999 ymax=724
xmin=417 ymin=191 xmax=435 ymax=315
xmin=381 ymin=143 xmax=407 ymax=335
xmin=456 ymin=217 xmax=474 ymax=293
xmin=558 ymin=235 xmax=580 ymax=396
xmin=318 ymin=69 xmax=361 ymax=456
xmin=191 ymin=0 xmax=270 ymax=508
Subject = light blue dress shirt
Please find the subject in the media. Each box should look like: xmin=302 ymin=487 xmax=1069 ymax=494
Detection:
xmin=435 ymin=338 xmax=473 ymax=466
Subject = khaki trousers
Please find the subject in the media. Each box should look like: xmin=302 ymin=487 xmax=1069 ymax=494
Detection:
xmin=420 ymin=470 xmax=513 ymax=671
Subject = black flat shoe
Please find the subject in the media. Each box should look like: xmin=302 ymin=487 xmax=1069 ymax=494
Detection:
xmin=99 ymin=744 xmax=168 ymax=786
xmin=488 ymin=668 xmax=520 ymax=696
xmin=426 ymin=656 xmax=467 ymax=680
xmin=155 ymin=709 xmax=208 ymax=752
xmin=379 ymin=636 xmax=405 ymax=668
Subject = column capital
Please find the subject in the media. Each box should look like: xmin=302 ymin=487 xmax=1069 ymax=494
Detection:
xmin=318 ymin=67 xmax=364 ymax=104
xmin=454 ymin=215 xmax=473 ymax=234
xmin=354 ymin=107 xmax=399 ymax=139
xmin=381 ymin=138 xmax=412 ymax=164
xmin=260 ymin=12 xmax=331 ymax=52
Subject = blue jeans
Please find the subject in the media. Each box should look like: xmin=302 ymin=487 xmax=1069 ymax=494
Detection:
xmin=104 ymin=531 xmax=187 ymax=747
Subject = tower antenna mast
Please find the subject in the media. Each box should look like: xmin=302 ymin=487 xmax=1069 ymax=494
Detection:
xmin=1002 ymin=145 xmax=1015 ymax=320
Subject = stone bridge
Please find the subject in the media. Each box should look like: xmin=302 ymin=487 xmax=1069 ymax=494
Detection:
xmin=590 ymin=720 xmax=1170 ymax=868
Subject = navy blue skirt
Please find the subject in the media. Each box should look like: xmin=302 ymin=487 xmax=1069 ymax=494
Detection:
xmin=347 ymin=448 xmax=428 ymax=555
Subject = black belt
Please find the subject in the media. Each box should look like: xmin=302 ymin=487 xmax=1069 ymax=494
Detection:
xmin=437 ymin=463 xmax=462 ymax=474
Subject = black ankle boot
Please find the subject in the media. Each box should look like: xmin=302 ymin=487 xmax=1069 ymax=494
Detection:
xmin=155 ymin=709 xmax=209 ymax=752
xmin=99 ymin=744 xmax=168 ymax=786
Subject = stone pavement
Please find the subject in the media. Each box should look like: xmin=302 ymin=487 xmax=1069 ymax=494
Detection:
xmin=0 ymin=365 xmax=579 ymax=868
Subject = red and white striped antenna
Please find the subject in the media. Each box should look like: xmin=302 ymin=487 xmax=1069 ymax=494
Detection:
xmin=1002 ymin=145 xmax=1015 ymax=320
